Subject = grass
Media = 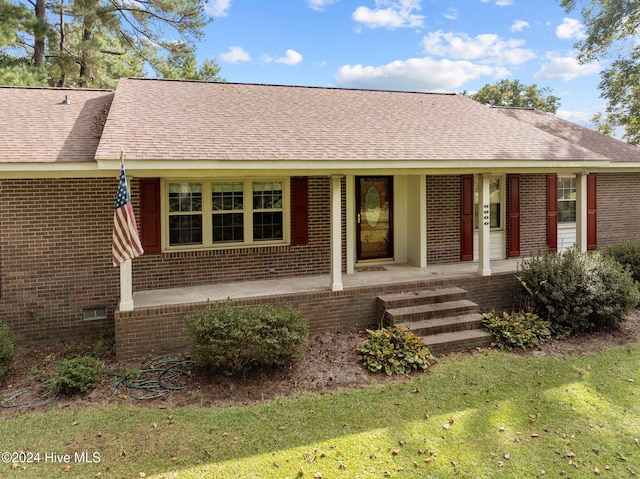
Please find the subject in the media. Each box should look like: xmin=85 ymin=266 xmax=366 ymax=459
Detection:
xmin=2 ymin=344 xmax=639 ymax=478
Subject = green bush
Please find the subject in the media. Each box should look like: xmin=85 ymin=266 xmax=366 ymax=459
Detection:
xmin=52 ymin=356 xmax=103 ymax=395
xmin=356 ymin=327 xmax=434 ymax=375
xmin=608 ymin=239 xmax=640 ymax=283
xmin=184 ymin=300 xmax=308 ymax=375
xmin=516 ymin=247 xmax=640 ymax=334
xmin=0 ymin=321 xmax=17 ymax=379
xmin=482 ymin=310 xmax=553 ymax=351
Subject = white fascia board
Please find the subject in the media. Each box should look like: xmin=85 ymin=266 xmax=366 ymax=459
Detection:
xmin=96 ymin=158 xmax=614 ymax=176
xmin=0 ymin=162 xmax=114 ymax=178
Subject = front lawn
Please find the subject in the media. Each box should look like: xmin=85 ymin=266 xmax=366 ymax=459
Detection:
xmin=1 ymin=343 xmax=639 ymax=478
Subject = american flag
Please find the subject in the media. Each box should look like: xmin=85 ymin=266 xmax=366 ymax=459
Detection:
xmin=112 ymin=165 xmax=144 ymax=266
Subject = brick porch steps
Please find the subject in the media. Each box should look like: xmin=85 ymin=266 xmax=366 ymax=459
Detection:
xmin=377 ymin=287 xmax=493 ymax=356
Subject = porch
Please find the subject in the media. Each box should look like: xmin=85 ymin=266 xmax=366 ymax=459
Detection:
xmin=115 ymin=259 xmax=524 ymax=360
xmin=133 ymin=259 xmax=522 ymax=309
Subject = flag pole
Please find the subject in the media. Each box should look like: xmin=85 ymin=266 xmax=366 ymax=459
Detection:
xmin=113 ymin=150 xmax=142 ymax=311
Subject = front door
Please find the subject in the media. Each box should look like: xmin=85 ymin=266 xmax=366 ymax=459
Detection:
xmin=356 ymin=176 xmax=393 ymax=261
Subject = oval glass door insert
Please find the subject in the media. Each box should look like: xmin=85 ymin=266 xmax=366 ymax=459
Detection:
xmin=365 ymin=186 xmax=381 ymax=227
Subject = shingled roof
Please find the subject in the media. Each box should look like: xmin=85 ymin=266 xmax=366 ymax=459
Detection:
xmin=95 ymin=77 xmax=608 ymax=164
xmin=0 ymin=86 xmax=113 ymax=164
xmin=496 ymin=107 xmax=640 ymax=163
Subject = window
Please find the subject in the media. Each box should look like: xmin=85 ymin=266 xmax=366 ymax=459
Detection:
xmin=474 ymin=176 xmax=503 ymax=229
xmin=558 ymin=177 xmax=576 ymax=223
xmin=165 ymin=179 xmax=287 ymax=249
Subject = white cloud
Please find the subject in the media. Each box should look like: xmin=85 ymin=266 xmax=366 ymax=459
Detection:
xmin=275 ymin=49 xmax=304 ymax=66
xmin=556 ymin=18 xmax=587 ymax=40
xmin=421 ymin=30 xmax=535 ymax=65
xmin=443 ymin=8 xmax=458 ymax=20
xmin=306 ymin=0 xmax=340 ymax=10
xmin=511 ymin=20 xmax=530 ymax=32
xmin=352 ymin=0 xmax=424 ymax=29
xmin=334 ymin=57 xmax=498 ymax=91
xmin=219 ymin=46 xmax=250 ymax=63
xmin=205 ymin=0 xmax=231 ymax=17
xmin=556 ymin=108 xmax=597 ymax=127
xmin=534 ymin=55 xmax=600 ymax=81
xmin=481 ymin=0 xmax=513 ymax=5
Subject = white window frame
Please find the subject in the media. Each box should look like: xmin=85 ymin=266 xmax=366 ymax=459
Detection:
xmin=557 ymin=175 xmax=577 ymax=224
xmin=162 ymin=178 xmax=290 ymax=251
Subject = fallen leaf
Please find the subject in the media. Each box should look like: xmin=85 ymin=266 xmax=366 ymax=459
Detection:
xmin=62 ymin=465 xmax=71 ymax=472
xmin=442 ymin=423 xmax=450 ymax=430
xmin=392 ymin=448 xmax=400 ymax=455
xmin=566 ymin=451 xmax=576 ymax=457
xmin=594 ymin=467 xmax=600 ymax=474
xmin=313 ymin=473 xmax=323 ymax=479
xmin=139 ymin=473 xmax=146 ymax=478
xmin=531 ymin=433 xmax=540 ymax=438
xmin=497 ymin=461 xmax=504 ymax=467
xmin=170 ymin=456 xmax=178 ymax=462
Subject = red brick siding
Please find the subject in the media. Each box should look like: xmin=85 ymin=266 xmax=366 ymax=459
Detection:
xmin=426 ymin=175 xmax=461 ymax=264
xmin=519 ymin=174 xmax=548 ymax=256
xmin=0 ymin=178 xmax=117 ymax=342
xmin=115 ymin=272 xmax=521 ymax=359
xmin=598 ymin=172 xmax=640 ymax=248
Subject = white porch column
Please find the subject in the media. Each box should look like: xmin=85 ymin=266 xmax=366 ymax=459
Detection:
xmin=576 ymin=172 xmax=588 ymax=252
xmin=330 ymin=175 xmax=344 ymax=291
xmin=477 ymin=174 xmax=492 ymax=276
xmin=119 ymin=259 xmax=134 ymax=311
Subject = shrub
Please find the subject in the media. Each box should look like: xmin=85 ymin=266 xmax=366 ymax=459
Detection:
xmin=356 ymin=327 xmax=434 ymax=375
xmin=608 ymin=239 xmax=640 ymax=283
xmin=0 ymin=321 xmax=17 ymax=379
xmin=52 ymin=356 xmax=103 ymax=395
xmin=482 ymin=310 xmax=553 ymax=351
xmin=516 ymin=247 xmax=639 ymax=334
xmin=184 ymin=300 xmax=308 ymax=375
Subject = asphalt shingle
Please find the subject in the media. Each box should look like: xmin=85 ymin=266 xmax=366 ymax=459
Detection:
xmin=0 ymin=86 xmax=113 ymax=163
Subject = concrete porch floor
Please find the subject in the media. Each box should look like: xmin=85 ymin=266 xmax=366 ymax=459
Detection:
xmin=133 ymin=259 xmax=522 ymax=309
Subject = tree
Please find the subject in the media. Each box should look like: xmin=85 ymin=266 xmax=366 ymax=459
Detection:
xmin=561 ymin=0 xmax=640 ymax=145
xmin=469 ymin=79 xmax=560 ymax=114
xmin=0 ymin=0 xmax=222 ymax=88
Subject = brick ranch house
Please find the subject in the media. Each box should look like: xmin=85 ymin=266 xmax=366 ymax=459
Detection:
xmin=2 ymin=78 xmax=640 ymax=359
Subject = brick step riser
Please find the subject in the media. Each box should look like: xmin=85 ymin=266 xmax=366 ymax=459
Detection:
xmin=398 ymin=317 xmax=485 ymax=336
xmin=386 ymin=304 xmax=478 ymax=324
xmin=378 ymin=291 xmax=468 ymax=311
xmin=425 ymin=335 xmax=493 ymax=355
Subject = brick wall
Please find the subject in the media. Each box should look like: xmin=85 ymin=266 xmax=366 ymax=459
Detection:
xmin=426 ymin=175 xmax=461 ymax=264
xmin=115 ymin=272 xmax=521 ymax=359
xmin=0 ymin=178 xmax=117 ymax=342
xmin=519 ymin=174 xmax=548 ymax=256
xmin=597 ymin=172 xmax=640 ymax=249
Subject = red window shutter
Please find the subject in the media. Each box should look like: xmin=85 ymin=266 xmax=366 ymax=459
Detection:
xmin=546 ymin=174 xmax=558 ymax=253
xmin=587 ymin=174 xmax=597 ymax=251
xmin=460 ymin=175 xmax=474 ymax=261
xmin=290 ymin=177 xmax=309 ymax=245
xmin=508 ymin=174 xmax=521 ymax=257
xmin=139 ymin=178 xmax=161 ymax=254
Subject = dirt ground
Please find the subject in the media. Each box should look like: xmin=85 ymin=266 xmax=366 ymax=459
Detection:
xmin=1 ymin=310 xmax=639 ymax=417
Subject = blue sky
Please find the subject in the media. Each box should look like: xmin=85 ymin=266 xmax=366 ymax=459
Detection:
xmin=198 ymin=0 xmax=603 ymax=127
